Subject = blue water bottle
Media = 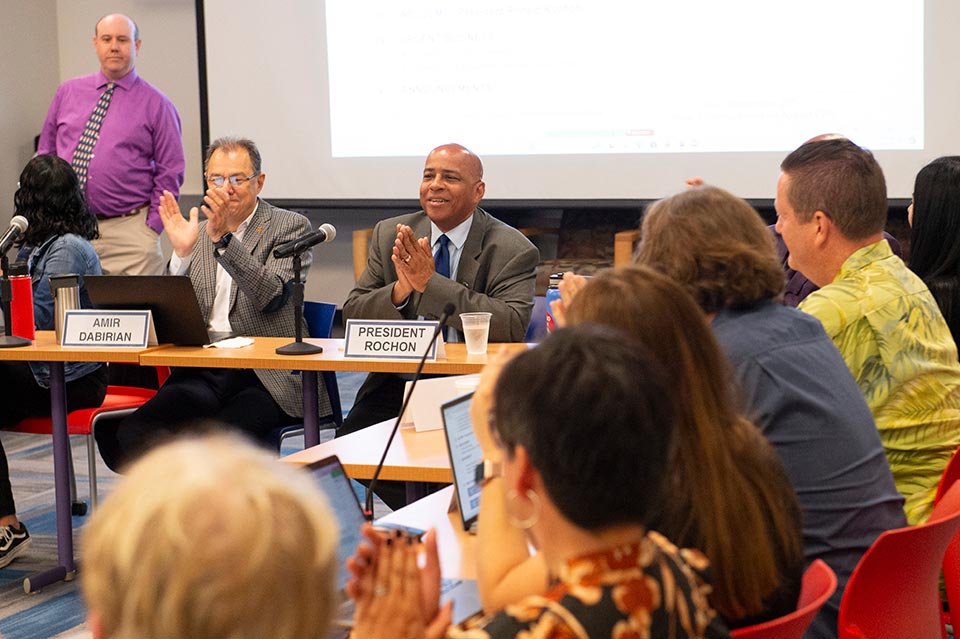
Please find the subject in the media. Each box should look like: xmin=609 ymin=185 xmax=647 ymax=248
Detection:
xmin=545 ymin=272 xmax=564 ymax=332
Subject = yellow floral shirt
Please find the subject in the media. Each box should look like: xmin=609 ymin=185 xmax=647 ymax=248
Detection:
xmin=800 ymin=240 xmax=960 ymax=524
xmin=449 ymin=532 xmax=729 ymax=639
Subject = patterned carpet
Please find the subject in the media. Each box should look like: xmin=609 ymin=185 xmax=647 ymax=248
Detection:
xmin=0 ymin=370 xmax=367 ymax=639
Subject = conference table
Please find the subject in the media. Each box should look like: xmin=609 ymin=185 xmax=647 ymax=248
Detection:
xmin=282 ymin=417 xmax=453 ymax=484
xmin=2 ymin=333 xmax=524 ymax=592
xmin=139 ymin=338 xmax=530 ymax=448
xmin=0 ymin=331 xmax=166 ymax=592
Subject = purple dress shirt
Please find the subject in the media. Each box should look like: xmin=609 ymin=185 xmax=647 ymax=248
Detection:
xmin=38 ymin=70 xmax=185 ymax=234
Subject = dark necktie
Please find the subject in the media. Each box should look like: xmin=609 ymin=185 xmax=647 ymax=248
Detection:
xmin=72 ymin=82 xmax=116 ymax=191
xmin=434 ymin=234 xmax=451 ymax=278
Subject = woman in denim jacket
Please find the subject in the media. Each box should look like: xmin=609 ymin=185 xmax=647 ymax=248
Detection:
xmin=0 ymin=154 xmax=106 ymax=567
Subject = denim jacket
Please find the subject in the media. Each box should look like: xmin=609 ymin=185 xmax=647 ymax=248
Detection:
xmin=26 ymin=234 xmax=103 ymax=387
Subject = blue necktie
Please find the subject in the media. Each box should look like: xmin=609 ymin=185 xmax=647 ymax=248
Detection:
xmin=434 ymin=234 xmax=451 ymax=278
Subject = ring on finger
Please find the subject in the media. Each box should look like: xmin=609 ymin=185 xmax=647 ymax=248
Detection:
xmin=403 ymin=255 xmax=412 ymax=263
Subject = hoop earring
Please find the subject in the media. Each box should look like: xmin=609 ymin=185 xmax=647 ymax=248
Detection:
xmin=506 ymin=489 xmax=541 ymax=530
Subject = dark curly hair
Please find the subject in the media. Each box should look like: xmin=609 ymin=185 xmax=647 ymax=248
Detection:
xmin=635 ymin=185 xmax=784 ymax=313
xmin=14 ymin=154 xmax=99 ymax=245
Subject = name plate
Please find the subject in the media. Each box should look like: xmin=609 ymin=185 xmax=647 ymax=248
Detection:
xmin=344 ymin=319 xmax=443 ymax=360
xmin=61 ymin=310 xmax=156 ymax=348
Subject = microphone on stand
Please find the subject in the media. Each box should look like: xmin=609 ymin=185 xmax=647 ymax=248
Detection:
xmin=273 ymin=223 xmax=336 ymax=259
xmin=364 ymin=302 xmax=456 ymax=520
xmin=274 ymin=223 xmax=337 ymax=356
xmin=0 ymin=216 xmax=28 ymax=256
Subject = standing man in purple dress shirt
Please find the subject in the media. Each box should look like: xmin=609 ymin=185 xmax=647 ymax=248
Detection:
xmin=38 ymin=13 xmax=185 ymax=276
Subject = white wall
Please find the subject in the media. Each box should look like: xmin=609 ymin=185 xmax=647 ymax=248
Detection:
xmin=0 ymin=0 xmax=61 ymax=228
xmin=0 ymin=2 xmax=389 ymax=307
xmin=54 ymin=0 xmax=203 ymax=197
xmin=1 ymin=1 xmax=203 ymax=242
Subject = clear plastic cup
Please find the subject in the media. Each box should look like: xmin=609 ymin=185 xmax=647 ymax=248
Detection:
xmin=460 ymin=312 xmax=492 ymax=355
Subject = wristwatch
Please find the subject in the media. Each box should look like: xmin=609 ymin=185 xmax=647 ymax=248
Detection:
xmin=213 ymin=232 xmax=233 ymax=250
xmin=475 ymin=459 xmax=504 ymax=487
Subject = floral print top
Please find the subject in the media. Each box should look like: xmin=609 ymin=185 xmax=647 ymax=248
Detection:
xmin=800 ymin=240 xmax=960 ymax=525
xmin=450 ymin=531 xmax=730 ymax=639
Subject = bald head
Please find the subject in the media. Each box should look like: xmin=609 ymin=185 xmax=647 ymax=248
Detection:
xmin=803 ymin=133 xmax=849 ymax=144
xmin=420 ymin=143 xmax=486 ymax=231
xmin=95 ymin=14 xmax=138 ymax=41
xmin=93 ymin=14 xmax=140 ymax=82
xmin=429 ymin=144 xmax=483 ymax=181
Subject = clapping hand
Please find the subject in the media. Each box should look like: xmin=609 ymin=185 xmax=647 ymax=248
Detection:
xmin=158 ymin=190 xmax=198 ymax=258
xmin=350 ymin=525 xmax=452 ymax=639
xmin=549 ymin=272 xmax=588 ymax=328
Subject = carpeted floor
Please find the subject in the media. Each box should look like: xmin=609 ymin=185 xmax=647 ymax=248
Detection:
xmin=0 ymin=370 xmax=368 ymax=638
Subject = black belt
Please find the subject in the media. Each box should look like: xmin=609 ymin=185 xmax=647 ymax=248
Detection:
xmin=95 ymin=203 xmax=148 ymax=221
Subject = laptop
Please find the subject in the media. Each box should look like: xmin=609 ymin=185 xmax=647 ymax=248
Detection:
xmin=302 ymin=455 xmax=483 ymax=628
xmin=440 ymin=392 xmax=483 ymax=533
xmin=84 ymin=275 xmax=234 ymax=346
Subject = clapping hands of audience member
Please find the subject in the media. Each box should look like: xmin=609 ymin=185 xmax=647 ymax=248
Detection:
xmin=200 ymin=184 xmax=233 ymax=243
xmin=548 ymin=272 xmax=588 ymax=328
xmin=347 ymin=524 xmax=451 ymax=639
xmin=390 ymin=224 xmax=435 ymax=304
xmin=158 ymin=190 xmax=199 ymax=258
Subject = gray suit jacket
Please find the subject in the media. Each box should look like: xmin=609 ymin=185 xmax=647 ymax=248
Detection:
xmin=188 ymin=199 xmax=331 ymax=418
xmin=343 ymin=208 xmax=538 ymax=341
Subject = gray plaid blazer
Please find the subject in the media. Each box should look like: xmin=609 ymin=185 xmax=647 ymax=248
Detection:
xmin=188 ymin=199 xmax=332 ymax=419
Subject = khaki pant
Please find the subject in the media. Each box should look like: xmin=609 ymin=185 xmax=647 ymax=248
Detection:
xmin=91 ymin=207 xmax=165 ymax=276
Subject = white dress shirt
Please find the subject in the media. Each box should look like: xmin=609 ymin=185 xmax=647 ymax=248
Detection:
xmin=168 ymin=200 xmax=259 ymax=333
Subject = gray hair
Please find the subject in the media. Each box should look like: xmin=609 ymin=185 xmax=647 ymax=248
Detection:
xmin=204 ymin=137 xmax=263 ymax=174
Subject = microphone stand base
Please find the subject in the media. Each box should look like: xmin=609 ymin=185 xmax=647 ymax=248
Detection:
xmin=0 ymin=335 xmax=32 ymax=348
xmin=275 ymin=340 xmax=323 ymax=356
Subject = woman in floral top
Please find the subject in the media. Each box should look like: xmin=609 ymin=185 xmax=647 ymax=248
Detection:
xmin=352 ymin=327 xmax=730 ymax=639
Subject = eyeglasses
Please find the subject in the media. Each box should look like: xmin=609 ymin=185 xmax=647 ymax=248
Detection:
xmin=206 ymin=171 xmax=260 ymax=187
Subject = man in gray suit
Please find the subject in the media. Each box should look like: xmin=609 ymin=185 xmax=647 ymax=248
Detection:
xmin=341 ymin=143 xmax=538 ymax=438
xmin=96 ymin=137 xmax=331 ymax=470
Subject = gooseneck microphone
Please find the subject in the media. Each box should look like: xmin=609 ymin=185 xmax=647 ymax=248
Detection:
xmin=364 ymin=302 xmax=456 ymax=520
xmin=0 ymin=216 xmax=28 ymax=256
xmin=273 ymin=223 xmax=336 ymax=258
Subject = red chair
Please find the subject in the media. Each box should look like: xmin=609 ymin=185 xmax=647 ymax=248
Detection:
xmin=837 ymin=482 xmax=960 ymax=639
xmin=6 ymin=368 xmax=169 ymax=514
xmin=935 ymin=445 xmax=960 ymax=504
xmin=934 ymin=445 xmax=960 ymax=627
xmin=731 ymin=559 xmax=837 ymax=639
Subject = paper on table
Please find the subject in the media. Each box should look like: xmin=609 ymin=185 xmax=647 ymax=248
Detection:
xmin=203 ymin=337 xmax=255 ymax=349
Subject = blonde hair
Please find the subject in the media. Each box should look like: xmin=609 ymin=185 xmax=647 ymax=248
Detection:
xmin=82 ymin=434 xmax=339 ymax=639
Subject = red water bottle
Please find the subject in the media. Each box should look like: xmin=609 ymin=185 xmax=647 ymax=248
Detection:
xmin=9 ymin=261 xmax=35 ymax=340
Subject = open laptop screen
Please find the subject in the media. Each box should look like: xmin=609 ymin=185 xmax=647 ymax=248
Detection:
xmin=302 ymin=455 xmax=368 ymax=591
xmin=441 ymin=392 xmax=483 ymax=531
xmin=84 ymin=275 xmax=230 ymax=346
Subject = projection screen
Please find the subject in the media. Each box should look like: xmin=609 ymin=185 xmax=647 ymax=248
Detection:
xmin=201 ymin=0 xmax=956 ymax=201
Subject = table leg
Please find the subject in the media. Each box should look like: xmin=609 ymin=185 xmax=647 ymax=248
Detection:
xmin=24 ymin=362 xmax=76 ymax=593
xmin=302 ymin=370 xmax=319 ymax=449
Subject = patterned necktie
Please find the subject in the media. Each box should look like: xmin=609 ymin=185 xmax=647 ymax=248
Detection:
xmin=434 ymin=234 xmax=451 ymax=278
xmin=71 ymin=82 xmax=116 ymax=191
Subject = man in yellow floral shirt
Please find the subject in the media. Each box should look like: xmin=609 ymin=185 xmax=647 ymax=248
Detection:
xmin=775 ymin=138 xmax=960 ymax=524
